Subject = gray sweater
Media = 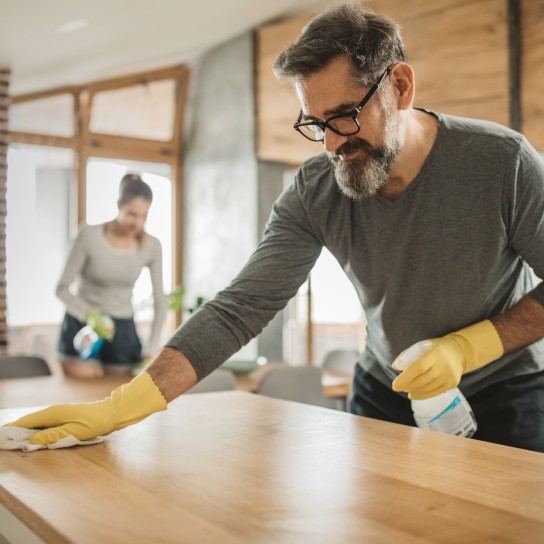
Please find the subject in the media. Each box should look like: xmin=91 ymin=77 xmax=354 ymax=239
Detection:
xmin=56 ymin=223 xmax=167 ymax=356
xmin=166 ymin=111 xmax=544 ymax=396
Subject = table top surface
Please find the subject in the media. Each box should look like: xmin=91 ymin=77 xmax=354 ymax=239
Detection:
xmin=1 ymin=391 xmax=543 ymax=544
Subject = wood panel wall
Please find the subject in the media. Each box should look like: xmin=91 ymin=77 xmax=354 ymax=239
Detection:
xmin=256 ymin=0 xmax=511 ymax=165
xmin=256 ymin=16 xmax=314 ymax=166
xmin=0 ymin=68 xmax=9 ymax=352
xmin=369 ymin=0 xmax=509 ymax=123
xmin=521 ymin=0 xmax=544 ymax=150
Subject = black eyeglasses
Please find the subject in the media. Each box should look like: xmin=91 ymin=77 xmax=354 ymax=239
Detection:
xmin=293 ymin=66 xmax=393 ymax=142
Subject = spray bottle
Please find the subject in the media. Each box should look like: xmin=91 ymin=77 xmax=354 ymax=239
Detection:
xmin=73 ymin=315 xmax=115 ymax=360
xmin=394 ymin=340 xmax=477 ymax=437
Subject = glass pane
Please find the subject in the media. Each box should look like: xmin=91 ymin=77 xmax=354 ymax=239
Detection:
xmin=283 ymin=281 xmax=310 ymax=365
xmin=7 ymin=144 xmax=75 ymax=327
xmin=89 ymin=80 xmax=176 ymax=141
xmin=310 ymin=248 xmax=365 ymax=365
xmin=9 ymin=94 xmax=75 ymax=137
xmin=86 ymin=158 xmax=173 ymax=342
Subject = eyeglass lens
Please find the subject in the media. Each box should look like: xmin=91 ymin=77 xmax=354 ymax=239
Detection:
xmin=298 ymin=116 xmax=359 ymax=141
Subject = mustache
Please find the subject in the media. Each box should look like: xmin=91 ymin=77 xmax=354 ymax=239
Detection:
xmin=328 ymin=138 xmax=384 ymax=163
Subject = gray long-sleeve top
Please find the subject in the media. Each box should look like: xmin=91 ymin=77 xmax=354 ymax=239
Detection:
xmin=56 ymin=223 xmax=167 ymax=356
xmin=166 ymin=111 xmax=544 ymax=396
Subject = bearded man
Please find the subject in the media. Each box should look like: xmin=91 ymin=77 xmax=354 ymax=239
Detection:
xmin=7 ymin=4 xmax=544 ymax=452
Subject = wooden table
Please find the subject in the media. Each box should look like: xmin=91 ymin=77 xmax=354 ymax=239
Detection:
xmin=1 ymin=391 xmax=543 ymax=543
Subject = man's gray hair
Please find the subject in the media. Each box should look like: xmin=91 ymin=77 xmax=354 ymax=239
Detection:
xmin=273 ymin=3 xmax=407 ymax=85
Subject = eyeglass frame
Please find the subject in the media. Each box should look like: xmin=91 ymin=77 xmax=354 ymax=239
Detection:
xmin=293 ymin=65 xmax=393 ymax=142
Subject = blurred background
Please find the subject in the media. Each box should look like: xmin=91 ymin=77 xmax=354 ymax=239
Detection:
xmin=0 ymin=0 xmax=542 ymax=371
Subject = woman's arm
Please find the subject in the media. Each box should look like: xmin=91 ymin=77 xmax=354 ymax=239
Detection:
xmin=55 ymin=225 xmax=91 ymax=321
xmin=146 ymin=238 xmax=167 ymax=357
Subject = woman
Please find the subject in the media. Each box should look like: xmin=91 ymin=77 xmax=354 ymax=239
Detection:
xmin=56 ymin=173 xmax=167 ymax=378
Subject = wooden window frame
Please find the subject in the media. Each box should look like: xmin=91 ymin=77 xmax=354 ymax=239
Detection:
xmin=9 ymin=65 xmax=190 ymax=326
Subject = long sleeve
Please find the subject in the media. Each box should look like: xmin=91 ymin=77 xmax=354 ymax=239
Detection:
xmin=55 ymin=225 xmax=91 ymax=322
xmin=146 ymin=238 xmax=167 ymax=356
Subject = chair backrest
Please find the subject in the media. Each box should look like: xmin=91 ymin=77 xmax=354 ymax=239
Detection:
xmin=321 ymin=350 xmax=359 ymax=374
xmin=0 ymin=356 xmax=52 ymax=379
xmin=186 ymin=368 xmax=236 ymax=394
xmin=256 ymin=365 xmax=328 ymax=407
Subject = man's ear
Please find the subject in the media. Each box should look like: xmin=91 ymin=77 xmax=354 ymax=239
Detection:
xmin=391 ymin=62 xmax=415 ymax=110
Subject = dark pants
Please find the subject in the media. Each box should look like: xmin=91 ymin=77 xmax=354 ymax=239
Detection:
xmin=58 ymin=313 xmax=142 ymax=366
xmin=349 ymin=364 xmax=544 ymax=453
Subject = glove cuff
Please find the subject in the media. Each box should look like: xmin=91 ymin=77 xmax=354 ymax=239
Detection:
xmin=85 ymin=307 xmax=100 ymax=321
xmin=110 ymin=371 xmax=167 ymax=431
xmin=450 ymin=319 xmax=504 ymax=373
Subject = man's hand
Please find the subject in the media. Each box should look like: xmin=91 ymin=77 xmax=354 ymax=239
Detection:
xmin=86 ymin=309 xmax=115 ymax=340
xmin=3 ymin=372 xmax=166 ymax=446
xmin=392 ymin=320 xmax=504 ymax=400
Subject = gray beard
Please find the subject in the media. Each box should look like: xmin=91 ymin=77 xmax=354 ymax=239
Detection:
xmin=329 ymin=109 xmax=405 ymax=200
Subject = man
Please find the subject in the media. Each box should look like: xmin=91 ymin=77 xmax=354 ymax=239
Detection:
xmin=7 ymin=4 xmax=544 ymax=451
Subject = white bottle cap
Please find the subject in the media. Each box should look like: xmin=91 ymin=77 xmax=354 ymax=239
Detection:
xmin=394 ymin=340 xmax=433 ymax=371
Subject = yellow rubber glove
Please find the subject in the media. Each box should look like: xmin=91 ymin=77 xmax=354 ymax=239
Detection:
xmin=391 ymin=320 xmax=504 ymax=400
xmin=4 ymin=372 xmax=166 ymax=446
xmin=86 ymin=308 xmax=115 ymax=340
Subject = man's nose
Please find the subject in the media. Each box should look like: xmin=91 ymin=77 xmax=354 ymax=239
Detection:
xmin=323 ymin=128 xmax=348 ymax=153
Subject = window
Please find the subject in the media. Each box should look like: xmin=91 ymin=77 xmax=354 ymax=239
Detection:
xmin=9 ymin=94 xmax=75 ymax=137
xmin=310 ymin=248 xmax=365 ymax=365
xmin=6 ymin=144 xmax=75 ymax=325
xmin=6 ymin=66 xmax=188 ymax=357
xmin=90 ymin=79 xmax=177 ymax=141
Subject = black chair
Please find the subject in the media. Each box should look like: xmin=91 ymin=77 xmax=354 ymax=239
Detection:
xmin=0 ymin=356 xmax=52 ymax=379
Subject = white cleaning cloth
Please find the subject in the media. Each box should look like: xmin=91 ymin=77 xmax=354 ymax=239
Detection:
xmin=0 ymin=426 xmax=104 ymax=451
